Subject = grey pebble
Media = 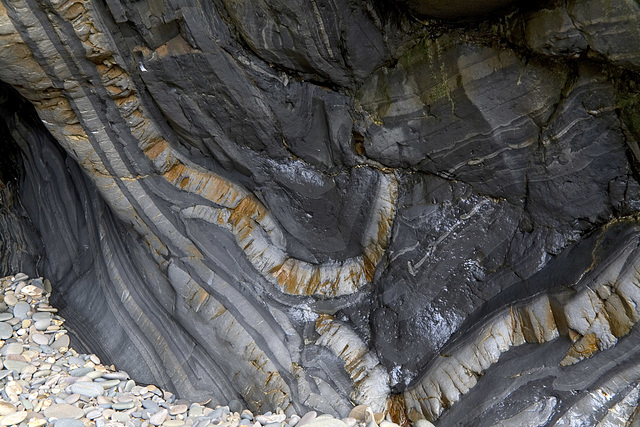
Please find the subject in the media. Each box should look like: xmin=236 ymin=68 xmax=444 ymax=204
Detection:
xmin=2 ymin=360 xmax=27 ymax=373
xmin=39 ymin=345 xmax=54 ymax=354
xmin=102 ymin=371 xmax=129 ymax=380
xmin=228 ymin=399 xmax=243 ymax=414
xmin=97 ymin=379 xmax=120 ymax=389
xmin=288 ymin=415 xmax=300 ymax=426
xmin=14 ymin=281 xmax=27 ymax=294
xmin=32 ymin=311 xmax=51 ymax=321
xmin=113 ymin=401 xmax=135 ymax=410
xmin=31 ymin=333 xmax=50 ymax=346
xmin=298 ymin=411 xmax=317 ymax=426
xmin=86 ymin=410 xmax=102 ymax=419
xmin=69 ymin=367 xmax=93 ymax=377
xmin=52 ymin=334 xmax=70 ymax=349
xmin=12 ymin=301 xmax=30 ymax=319
xmin=68 ymin=357 xmax=85 ymax=365
xmin=189 ymin=403 xmax=203 ymax=417
xmin=208 ymin=408 xmax=224 ymax=419
xmin=0 ymin=322 xmax=13 ymax=339
xmin=44 ymin=403 xmax=85 ymax=419
xmin=64 ymin=394 xmax=80 ymax=404
xmin=149 ymin=408 xmax=168 ymax=425
xmin=142 ymin=400 xmax=160 ymax=412
xmin=34 ymin=319 xmax=50 ymax=330
xmin=111 ymin=412 xmax=131 ymax=422
xmin=0 ymin=313 xmax=13 ymax=321
xmin=2 ymin=342 xmax=23 ymax=355
xmin=70 ymin=381 xmax=104 ymax=398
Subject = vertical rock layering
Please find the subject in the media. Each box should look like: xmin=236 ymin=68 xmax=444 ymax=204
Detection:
xmin=0 ymin=0 xmax=639 ymax=425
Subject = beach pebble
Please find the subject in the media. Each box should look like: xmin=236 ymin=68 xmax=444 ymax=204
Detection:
xmin=30 ymin=333 xmax=49 ymax=346
xmin=0 ymin=323 xmax=12 ymax=340
xmin=149 ymin=408 xmax=168 ymax=426
xmin=51 ymin=334 xmax=69 ymax=350
xmin=12 ymin=302 xmax=30 ymax=320
xmin=44 ymin=404 xmax=85 ymax=420
xmin=0 ymin=410 xmax=27 ymax=425
xmin=0 ymin=404 xmax=16 ymax=417
xmin=228 ymin=399 xmax=243 ymax=414
xmin=298 ymin=411 xmax=317 ymax=426
xmin=170 ymin=404 xmax=188 ymax=415
xmin=70 ymin=381 xmax=104 ymax=398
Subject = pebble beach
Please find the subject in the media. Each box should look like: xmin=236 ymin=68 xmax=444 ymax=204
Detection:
xmin=0 ymin=273 xmax=433 ymax=427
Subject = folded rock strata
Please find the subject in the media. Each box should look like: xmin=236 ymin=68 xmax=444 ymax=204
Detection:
xmin=0 ymin=0 xmax=639 ymax=425
xmin=405 ymin=220 xmax=640 ymax=422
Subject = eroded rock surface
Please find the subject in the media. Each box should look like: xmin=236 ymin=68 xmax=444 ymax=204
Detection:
xmin=0 ymin=0 xmax=639 ymax=425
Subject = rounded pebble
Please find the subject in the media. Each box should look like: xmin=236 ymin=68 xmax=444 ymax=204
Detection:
xmin=149 ymin=408 xmax=168 ymax=426
xmin=51 ymin=334 xmax=69 ymax=350
xmin=2 ymin=343 xmax=22 ymax=355
xmin=12 ymin=302 xmax=30 ymax=320
xmin=30 ymin=333 xmax=49 ymax=346
xmin=169 ymin=404 xmax=187 ymax=415
xmin=0 ymin=410 xmax=27 ymax=426
xmin=0 ymin=404 xmax=16 ymax=417
xmin=0 ymin=323 xmax=12 ymax=340
xmin=228 ymin=399 xmax=243 ymax=414
xmin=44 ymin=404 xmax=85 ymax=420
xmin=70 ymin=381 xmax=104 ymax=398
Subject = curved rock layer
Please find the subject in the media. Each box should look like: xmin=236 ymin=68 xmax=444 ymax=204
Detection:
xmin=0 ymin=0 xmax=639 ymax=425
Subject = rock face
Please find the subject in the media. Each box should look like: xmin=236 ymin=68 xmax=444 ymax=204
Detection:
xmin=0 ymin=0 xmax=639 ymax=425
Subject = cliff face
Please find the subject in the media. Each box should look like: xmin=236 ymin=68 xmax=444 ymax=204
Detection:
xmin=0 ymin=0 xmax=639 ymax=424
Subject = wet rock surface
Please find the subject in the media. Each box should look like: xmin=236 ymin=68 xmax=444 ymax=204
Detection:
xmin=0 ymin=0 xmax=638 ymax=425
